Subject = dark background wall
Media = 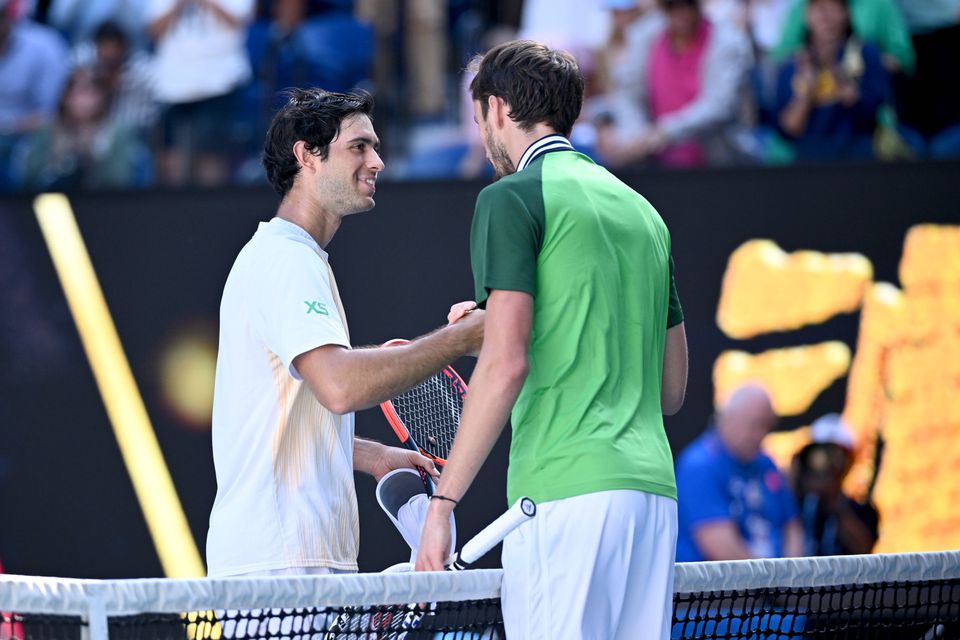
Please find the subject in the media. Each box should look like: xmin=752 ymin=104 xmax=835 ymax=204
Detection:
xmin=0 ymin=161 xmax=958 ymax=578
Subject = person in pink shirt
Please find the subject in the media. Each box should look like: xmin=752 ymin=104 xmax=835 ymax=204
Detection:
xmin=598 ymin=0 xmax=753 ymax=167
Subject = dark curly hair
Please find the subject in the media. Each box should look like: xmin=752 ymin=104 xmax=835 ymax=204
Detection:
xmin=262 ymin=88 xmax=375 ymax=198
xmin=469 ymin=40 xmax=583 ymax=138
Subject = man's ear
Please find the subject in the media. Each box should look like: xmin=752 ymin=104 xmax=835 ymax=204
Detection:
xmin=292 ymin=140 xmax=316 ymax=172
xmin=488 ymin=95 xmax=508 ymax=130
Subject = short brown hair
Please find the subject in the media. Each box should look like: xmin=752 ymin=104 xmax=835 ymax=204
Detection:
xmin=469 ymin=40 xmax=584 ymax=138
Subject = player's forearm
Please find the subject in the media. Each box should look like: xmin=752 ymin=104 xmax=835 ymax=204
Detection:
xmin=352 ymin=437 xmax=386 ymax=476
xmin=299 ymin=321 xmax=479 ymax=414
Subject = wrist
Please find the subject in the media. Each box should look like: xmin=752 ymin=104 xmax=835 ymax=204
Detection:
xmin=428 ymin=494 xmax=457 ymax=515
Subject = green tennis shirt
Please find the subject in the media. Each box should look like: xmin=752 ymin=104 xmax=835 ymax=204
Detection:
xmin=470 ymin=139 xmax=683 ymax=506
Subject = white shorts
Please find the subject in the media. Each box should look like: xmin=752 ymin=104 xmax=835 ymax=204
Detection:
xmin=501 ymin=489 xmax=677 ymax=640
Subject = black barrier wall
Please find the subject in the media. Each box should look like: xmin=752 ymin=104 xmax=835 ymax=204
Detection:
xmin=0 ymin=161 xmax=958 ymax=578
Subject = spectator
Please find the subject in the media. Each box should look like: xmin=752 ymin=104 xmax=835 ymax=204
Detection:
xmin=701 ymin=0 xmax=793 ymax=130
xmin=773 ymin=0 xmax=914 ymax=74
xmin=773 ymin=0 xmax=890 ymax=161
xmin=146 ymin=0 xmax=254 ymax=186
xmin=518 ymin=0 xmax=611 ymax=83
xmin=792 ymin=413 xmax=879 ymax=556
xmin=894 ymin=0 xmax=960 ymax=158
xmin=0 ymin=0 xmax=69 ymax=186
xmin=11 ymin=66 xmax=145 ymax=189
xmin=245 ymin=0 xmax=373 ymax=136
xmin=675 ymin=384 xmax=804 ymax=562
xmin=593 ymin=0 xmax=657 ymax=99
xmin=47 ymin=0 xmax=147 ymax=50
xmin=355 ymin=0 xmax=447 ymax=121
xmin=73 ymin=20 xmax=158 ymax=135
xmin=597 ymin=0 xmax=753 ymax=168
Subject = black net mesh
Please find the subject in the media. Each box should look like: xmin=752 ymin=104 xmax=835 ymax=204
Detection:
xmin=673 ymin=578 xmax=960 ymax=639
xmin=389 ymin=368 xmax=465 ymax=461
xmin=5 ymin=555 xmax=960 ymax=640
xmin=3 ymin=599 xmax=503 ymax=639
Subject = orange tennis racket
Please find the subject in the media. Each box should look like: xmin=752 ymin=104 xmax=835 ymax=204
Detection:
xmin=379 ymin=339 xmax=468 ymax=494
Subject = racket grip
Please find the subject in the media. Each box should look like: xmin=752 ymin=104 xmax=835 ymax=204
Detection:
xmin=400 ymin=435 xmax=434 ymax=496
xmin=449 ymin=497 xmax=536 ymax=570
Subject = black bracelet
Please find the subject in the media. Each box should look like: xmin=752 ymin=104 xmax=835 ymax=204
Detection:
xmin=430 ymin=494 xmax=459 ymax=506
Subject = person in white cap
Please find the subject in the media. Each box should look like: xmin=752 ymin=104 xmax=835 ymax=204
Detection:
xmin=791 ymin=413 xmax=879 ymax=556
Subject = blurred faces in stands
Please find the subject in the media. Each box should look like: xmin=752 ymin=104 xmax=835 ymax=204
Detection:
xmin=715 ymin=384 xmax=778 ymax=463
xmin=661 ymin=0 xmax=703 ymax=41
xmin=806 ymin=0 xmax=851 ymax=47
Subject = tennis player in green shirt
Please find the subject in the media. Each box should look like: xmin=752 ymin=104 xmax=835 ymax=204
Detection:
xmin=416 ymin=40 xmax=688 ymax=639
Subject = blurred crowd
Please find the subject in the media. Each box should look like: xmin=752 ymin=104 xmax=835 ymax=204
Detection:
xmin=676 ymin=384 xmax=879 ymax=562
xmin=0 ymin=0 xmax=957 ymax=190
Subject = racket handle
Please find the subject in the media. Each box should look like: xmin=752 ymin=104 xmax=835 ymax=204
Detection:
xmin=400 ymin=435 xmax=434 ymax=496
xmin=449 ymin=497 xmax=536 ymax=570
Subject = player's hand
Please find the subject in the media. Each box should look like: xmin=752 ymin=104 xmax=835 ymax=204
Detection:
xmin=370 ymin=445 xmax=440 ymax=483
xmin=453 ymin=307 xmax=484 ymax=357
xmin=447 ymin=300 xmax=478 ymax=325
xmin=416 ymin=500 xmax=454 ymax=571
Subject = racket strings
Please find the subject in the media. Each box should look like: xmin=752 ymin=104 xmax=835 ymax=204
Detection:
xmin=391 ymin=371 xmax=464 ymax=461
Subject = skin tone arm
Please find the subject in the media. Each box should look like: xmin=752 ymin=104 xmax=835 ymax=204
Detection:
xmin=662 ymin=322 xmax=688 ymax=416
xmin=293 ymin=309 xmax=484 ymax=415
xmin=415 ymin=290 xmax=533 ymax=571
xmin=147 ymin=0 xmax=190 ymax=40
xmin=353 ymin=436 xmax=440 ymax=483
xmin=197 ymin=0 xmax=249 ymax=29
xmin=693 ymin=521 xmax=755 ymax=561
xmin=832 ymin=503 xmax=877 ymax=554
xmin=783 ymin=518 xmax=805 ymax=557
xmin=148 ymin=0 xmax=247 ymax=41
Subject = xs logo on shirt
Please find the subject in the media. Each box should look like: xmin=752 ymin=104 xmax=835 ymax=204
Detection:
xmin=304 ymin=300 xmax=329 ymax=316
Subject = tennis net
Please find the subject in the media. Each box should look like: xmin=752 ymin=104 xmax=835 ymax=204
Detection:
xmin=1 ymin=551 xmax=959 ymax=639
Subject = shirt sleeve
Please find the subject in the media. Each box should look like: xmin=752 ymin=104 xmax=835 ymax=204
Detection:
xmin=668 ymin=254 xmax=684 ymax=328
xmin=470 ymin=183 xmax=544 ymax=306
xmin=248 ymin=244 xmax=350 ymax=379
xmin=677 ymin=453 xmax=732 ymax=527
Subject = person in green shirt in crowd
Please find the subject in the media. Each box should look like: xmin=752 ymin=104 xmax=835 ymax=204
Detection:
xmin=774 ymin=0 xmax=915 ymax=73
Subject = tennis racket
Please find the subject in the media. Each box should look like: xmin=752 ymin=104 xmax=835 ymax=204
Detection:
xmin=381 ymin=495 xmax=538 ymax=573
xmin=379 ymin=338 xmax=468 ymax=495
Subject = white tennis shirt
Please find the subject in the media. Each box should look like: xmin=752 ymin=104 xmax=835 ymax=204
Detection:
xmin=206 ymin=218 xmax=358 ymax=576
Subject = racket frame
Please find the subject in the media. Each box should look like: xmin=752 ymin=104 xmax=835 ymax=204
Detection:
xmin=378 ymin=338 xmax=468 ymax=467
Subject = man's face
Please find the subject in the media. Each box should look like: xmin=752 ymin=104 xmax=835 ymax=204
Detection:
xmin=807 ymin=0 xmax=849 ymax=42
xmin=96 ymin=38 xmax=126 ymax=72
xmin=473 ymin=99 xmax=514 ymax=179
xmin=314 ymin=113 xmax=384 ymax=216
xmin=719 ymin=400 xmax=777 ymax=462
xmin=662 ymin=0 xmax=700 ymax=38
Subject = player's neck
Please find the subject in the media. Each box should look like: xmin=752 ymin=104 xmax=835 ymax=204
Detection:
xmin=276 ymin=192 xmax=341 ymax=249
xmin=508 ymin=124 xmax=564 ymax=170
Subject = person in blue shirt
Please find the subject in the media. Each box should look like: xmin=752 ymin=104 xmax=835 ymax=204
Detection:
xmin=773 ymin=0 xmax=891 ymax=161
xmin=676 ymin=384 xmax=803 ymax=562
